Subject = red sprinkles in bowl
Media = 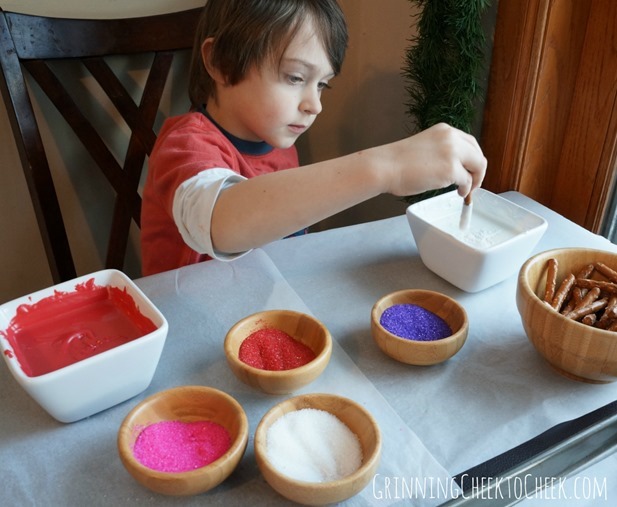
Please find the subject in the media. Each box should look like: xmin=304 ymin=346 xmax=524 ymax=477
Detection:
xmin=238 ymin=328 xmax=316 ymax=371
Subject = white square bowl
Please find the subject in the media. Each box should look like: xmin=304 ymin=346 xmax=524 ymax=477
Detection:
xmin=0 ymin=269 xmax=168 ymax=423
xmin=406 ymin=189 xmax=548 ymax=292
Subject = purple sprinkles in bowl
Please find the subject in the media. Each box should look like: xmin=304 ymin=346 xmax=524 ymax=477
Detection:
xmin=379 ymin=304 xmax=452 ymax=341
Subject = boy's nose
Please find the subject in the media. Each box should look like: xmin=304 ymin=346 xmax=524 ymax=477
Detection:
xmin=301 ymin=89 xmax=323 ymax=115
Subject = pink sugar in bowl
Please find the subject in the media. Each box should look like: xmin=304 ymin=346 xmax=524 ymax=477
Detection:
xmin=117 ymin=385 xmax=249 ymax=496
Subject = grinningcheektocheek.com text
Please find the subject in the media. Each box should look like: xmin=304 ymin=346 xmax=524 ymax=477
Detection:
xmin=371 ymin=474 xmax=609 ymax=502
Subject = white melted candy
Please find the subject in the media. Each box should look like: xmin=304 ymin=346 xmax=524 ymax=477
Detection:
xmin=412 ymin=191 xmax=529 ymax=250
xmin=435 ymin=210 xmax=521 ymax=249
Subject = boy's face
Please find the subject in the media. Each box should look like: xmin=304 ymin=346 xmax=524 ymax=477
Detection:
xmin=208 ymin=19 xmax=335 ymax=149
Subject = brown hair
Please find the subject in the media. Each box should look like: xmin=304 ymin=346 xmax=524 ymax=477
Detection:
xmin=188 ymin=0 xmax=348 ymax=108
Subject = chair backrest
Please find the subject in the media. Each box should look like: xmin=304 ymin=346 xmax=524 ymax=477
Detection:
xmin=0 ymin=8 xmax=201 ymax=283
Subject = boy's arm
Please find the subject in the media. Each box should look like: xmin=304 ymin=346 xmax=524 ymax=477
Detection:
xmin=211 ymin=123 xmax=486 ymax=254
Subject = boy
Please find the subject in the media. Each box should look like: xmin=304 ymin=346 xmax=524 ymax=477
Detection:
xmin=141 ymin=0 xmax=486 ymax=275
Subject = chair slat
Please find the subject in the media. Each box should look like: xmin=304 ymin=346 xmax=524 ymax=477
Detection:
xmin=0 ymin=12 xmax=76 ymax=281
xmin=23 ymin=59 xmax=128 ymax=195
xmin=5 ymin=9 xmax=200 ymax=59
xmin=106 ymin=52 xmax=176 ymax=269
xmin=83 ymin=56 xmax=162 ymax=154
xmin=0 ymin=7 xmax=200 ymax=282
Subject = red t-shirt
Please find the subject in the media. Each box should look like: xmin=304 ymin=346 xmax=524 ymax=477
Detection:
xmin=141 ymin=112 xmax=298 ymax=276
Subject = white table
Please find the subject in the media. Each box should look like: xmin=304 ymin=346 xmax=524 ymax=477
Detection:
xmin=1 ymin=192 xmax=616 ymax=506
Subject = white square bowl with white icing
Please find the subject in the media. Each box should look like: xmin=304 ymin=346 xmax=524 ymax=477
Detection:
xmin=406 ymin=189 xmax=548 ymax=292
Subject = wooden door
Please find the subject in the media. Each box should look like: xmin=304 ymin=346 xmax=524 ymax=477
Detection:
xmin=481 ymin=0 xmax=617 ymax=233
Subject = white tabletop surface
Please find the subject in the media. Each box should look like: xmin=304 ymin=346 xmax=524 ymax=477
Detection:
xmin=1 ymin=191 xmax=616 ymax=506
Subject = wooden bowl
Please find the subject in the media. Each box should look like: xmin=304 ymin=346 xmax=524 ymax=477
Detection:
xmin=371 ymin=289 xmax=468 ymax=365
xmin=224 ymin=310 xmax=332 ymax=395
xmin=254 ymin=393 xmax=382 ymax=505
xmin=117 ymin=385 xmax=248 ymax=496
xmin=517 ymin=247 xmax=617 ymax=383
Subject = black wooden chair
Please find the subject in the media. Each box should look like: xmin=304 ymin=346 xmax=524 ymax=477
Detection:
xmin=0 ymin=8 xmax=201 ymax=282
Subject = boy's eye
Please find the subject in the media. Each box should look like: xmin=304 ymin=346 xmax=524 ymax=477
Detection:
xmin=287 ymin=74 xmax=304 ymax=85
xmin=285 ymin=73 xmax=332 ymax=91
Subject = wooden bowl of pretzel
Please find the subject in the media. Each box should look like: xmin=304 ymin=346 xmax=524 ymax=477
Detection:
xmin=517 ymin=247 xmax=617 ymax=383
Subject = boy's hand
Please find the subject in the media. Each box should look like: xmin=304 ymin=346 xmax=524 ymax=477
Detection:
xmin=383 ymin=123 xmax=487 ymax=198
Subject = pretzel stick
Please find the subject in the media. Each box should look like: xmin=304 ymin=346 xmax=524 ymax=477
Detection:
xmin=605 ymin=296 xmax=617 ymax=319
xmin=596 ymin=316 xmax=616 ymax=329
xmin=595 ymin=295 xmax=617 ymax=329
xmin=596 ymin=319 xmax=612 ymax=329
xmin=551 ymin=274 xmax=576 ymax=311
xmin=572 ymin=263 xmax=594 ymax=302
xmin=575 ymin=286 xmax=601 ymax=309
xmin=565 ymin=298 xmax=608 ymax=321
xmin=595 ymin=262 xmax=617 ymax=283
xmin=578 ymin=263 xmax=596 ymax=279
xmin=575 ymin=278 xmax=617 ymax=294
xmin=571 ymin=287 xmax=584 ymax=306
xmin=582 ymin=313 xmax=597 ymax=326
xmin=596 ymin=315 xmax=616 ymax=329
xmin=544 ymin=258 xmax=558 ymax=303
xmin=561 ymin=280 xmax=586 ymax=315
xmin=561 ymin=288 xmax=579 ymax=314
xmin=565 ymin=286 xmax=600 ymax=319
xmin=561 ymin=300 xmax=575 ymax=315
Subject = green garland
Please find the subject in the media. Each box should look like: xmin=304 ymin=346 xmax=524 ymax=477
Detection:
xmin=402 ymin=0 xmax=491 ymax=204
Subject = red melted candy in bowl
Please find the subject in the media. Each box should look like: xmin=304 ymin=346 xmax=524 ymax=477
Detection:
xmin=1 ymin=278 xmax=156 ymax=377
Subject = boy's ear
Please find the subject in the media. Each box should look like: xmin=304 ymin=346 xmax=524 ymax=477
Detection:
xmin=201 ymin=37 xmax=226 ymax=84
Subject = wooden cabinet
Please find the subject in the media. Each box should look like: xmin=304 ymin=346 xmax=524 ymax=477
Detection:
xmin=481 ymin=0 xmax=617 ymax=233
